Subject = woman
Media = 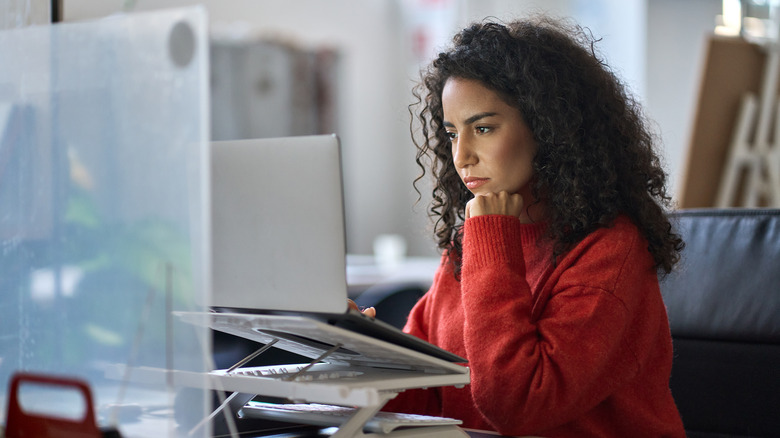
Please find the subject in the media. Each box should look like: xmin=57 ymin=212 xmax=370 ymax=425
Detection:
xmin=381 ymin=16 xmax=686 ymax=437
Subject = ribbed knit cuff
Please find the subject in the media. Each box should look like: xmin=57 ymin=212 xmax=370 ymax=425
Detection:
xmin=462 ymin=215 xmax=545 ymax=271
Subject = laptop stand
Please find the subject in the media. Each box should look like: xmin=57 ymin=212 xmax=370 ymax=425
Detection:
xmin=108 ymin=312 xmax=471 ymax=437
xmin=198 ymin=312 xmax=470 ymax=438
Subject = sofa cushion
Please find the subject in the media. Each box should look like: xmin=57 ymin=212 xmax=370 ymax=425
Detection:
xmin=660 ymin=209 xmax=780 ymax=343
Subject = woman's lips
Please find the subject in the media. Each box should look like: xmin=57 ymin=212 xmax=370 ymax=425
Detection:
xmin=463 ymin=177 xmax=489 ymax=190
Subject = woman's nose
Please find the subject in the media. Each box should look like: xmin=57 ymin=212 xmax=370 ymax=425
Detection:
xmin=452 ymin=138 xmax=476 ymax=168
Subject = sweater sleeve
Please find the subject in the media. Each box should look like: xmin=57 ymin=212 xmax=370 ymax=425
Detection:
xmin=461 ymin=215 xmax=645 ymax=435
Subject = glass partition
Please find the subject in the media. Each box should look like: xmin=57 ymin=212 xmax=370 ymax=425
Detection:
xmin=0 ymin=7 xmax=211 ymax=436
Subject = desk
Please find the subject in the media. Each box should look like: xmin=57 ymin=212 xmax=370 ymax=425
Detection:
xmin=346 ymin=255 xmax=440 ymax=297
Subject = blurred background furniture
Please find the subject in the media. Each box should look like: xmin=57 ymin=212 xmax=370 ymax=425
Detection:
xmin=209 ymin=37 xmax=338 ymax=141
xmin=660 ymin=208 xmax=780 ymax=438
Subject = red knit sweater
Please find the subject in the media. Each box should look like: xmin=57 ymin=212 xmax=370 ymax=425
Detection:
xmin=383 ymin=215 xmax=685 ymax=437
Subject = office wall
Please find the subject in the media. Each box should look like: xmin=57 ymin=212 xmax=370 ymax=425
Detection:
xmin=0 ymin=0 xmax=50 ymax=28
xmin=64 ymin=0 xmax=720 ymax=256
xmin=66 ymin=0 xmax=420 ymax=256
xmin=646 ymin=0 xmax=723 ymax=202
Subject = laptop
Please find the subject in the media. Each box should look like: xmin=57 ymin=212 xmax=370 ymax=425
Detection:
xmin=207 ymin=135 xmax=465 ymax=366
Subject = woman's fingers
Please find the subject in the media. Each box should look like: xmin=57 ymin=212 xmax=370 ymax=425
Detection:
xmin=347 ymin=299 xmax=376 ymax=318
xmin=467 ymin=191 xmax=524 ymax=218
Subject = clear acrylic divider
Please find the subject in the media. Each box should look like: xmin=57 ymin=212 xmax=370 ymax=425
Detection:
xmin=0 ymin=6 xmax=212 ymax=437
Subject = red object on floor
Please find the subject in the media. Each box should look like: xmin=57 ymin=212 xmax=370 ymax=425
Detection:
xmin=5 ymin=372 xmax=103 ymax=438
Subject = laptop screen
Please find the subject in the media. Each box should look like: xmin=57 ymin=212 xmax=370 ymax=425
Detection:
xmin=210 ymin=135 xmax=349 ymax=314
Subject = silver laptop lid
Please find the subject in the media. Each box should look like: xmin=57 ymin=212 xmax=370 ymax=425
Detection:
xmin=210 ymin=135 xmax=348 ymax=314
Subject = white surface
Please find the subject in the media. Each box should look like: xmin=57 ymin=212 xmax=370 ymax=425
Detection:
xmin=346 ymin=255 xmax=441 ymax=290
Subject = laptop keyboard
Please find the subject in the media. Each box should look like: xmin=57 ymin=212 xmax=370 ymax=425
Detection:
xmin=225 ymin=365 xmax=364 ymax=382
xmin=238 ymin=401 xmax=461 ymax=434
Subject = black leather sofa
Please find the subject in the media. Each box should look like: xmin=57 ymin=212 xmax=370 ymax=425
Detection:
xmin=660 ymin=208 xmax=780 ymax=437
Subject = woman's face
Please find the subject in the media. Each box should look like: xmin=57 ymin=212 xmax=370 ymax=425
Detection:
xmin=442 ymin=77 xmax=538 ymax=202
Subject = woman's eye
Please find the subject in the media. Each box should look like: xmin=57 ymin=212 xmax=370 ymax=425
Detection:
xmin=446 ymin=131 xmax=458 ymax=140
xmin=476 ymin=126 xmax=491 ymax=134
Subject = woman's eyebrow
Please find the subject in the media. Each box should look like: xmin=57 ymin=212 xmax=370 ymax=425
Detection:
xmin=443 ymin=112 xmax=498 ymax=128
xmin=464 ymin=112 xmax=498 ymax=125
xmin=443 ymin=112 xmax=499 ymax=128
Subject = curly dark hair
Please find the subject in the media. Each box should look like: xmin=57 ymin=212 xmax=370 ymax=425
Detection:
xmin=411 ymin=16 xmax=684 ymax=278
